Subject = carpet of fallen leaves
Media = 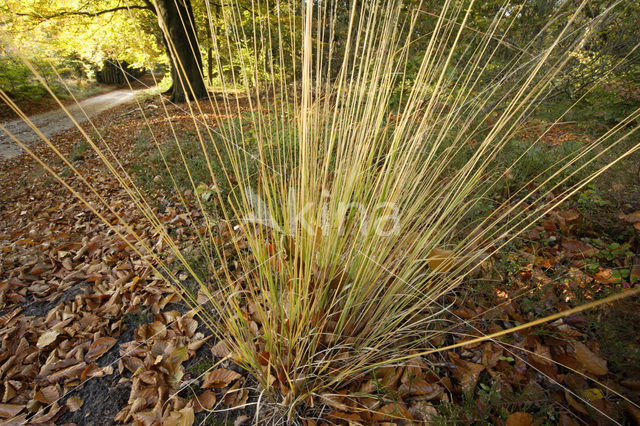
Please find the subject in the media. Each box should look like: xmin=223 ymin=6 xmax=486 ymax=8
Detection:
xmin=1 ymin=96 xmax=639 ymax=425
xmin=517 ymin=120 xmax=593 ymax=147
xmin=0 ymin=98 xmax=257 ymax=425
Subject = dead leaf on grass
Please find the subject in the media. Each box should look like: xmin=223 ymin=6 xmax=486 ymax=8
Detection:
xmin=328 ymin=411 xmax=363 ymax=422
xmin=618 ymin=211 xmax=640 ymax=224
xmin=234 ymin=415 xmax=250 ymax=426
xmin=223 ymin=385 xmax=248 ymax=407
xmin=408 ymin=401 xmax=438 ymax=422
xmin=372 ymin=402 xmax=414 ymax=422
xmin=562 ymin=239 xmax=597 ymax=258
xmin=506 ymin=411 xmax=533 ymax=426
xmin=47 ymin=361 xmax=87 ymax=382
xmin=201 ymin=369 xmax=242 ymax=388
xmin=427 ymin=247 xmax=457 ymax=273
xmin=532 ymin=341 xmax=554 ymax=366
xmin=398 ymin=379 xmax=443 ymax=400
xmin=191 ymin=390 xmax=216 ymax=413
xmin=0 ymin=308 xmax=22 ymax=326
xmin=318 ymin=393 xmax=349 ymax=412
xmin=564 ymin=390 xmax=588 ymax=415
xmin=573 ymin=342 xmax=607 ymax=376
xmin=449 ymin=353 xmax=484 ymax=392
xmin=624 ymin=400 xmax=640 ymax=424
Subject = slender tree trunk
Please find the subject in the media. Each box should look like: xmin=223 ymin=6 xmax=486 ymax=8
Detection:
xmin=206 ymin=20 xmax=213 ymax=85
xmin=207 ymin=47 xmax=213 ymax=85
xmin=155 ymin=0 xmax=207 ymax=102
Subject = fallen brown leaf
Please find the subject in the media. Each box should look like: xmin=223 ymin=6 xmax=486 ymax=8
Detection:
xmin=318 ymin=393 xmax=349 ymax=412
xmin=372 ymin=402 xmax=414 ymax=422
xmin=85 ymin=337 xmax=117 ymax=361
xmin=66 ymin=396 xmax=83 ymax=412
xmin=36 ymin=329 xmax=60 ymax=349
xmin=562 ymin=239 xmax=597 ymax=258
xmin=234 ymin=415 xmax=251 ymax=426
xmin=399 ymin=379 xmax=443 ymax=400
xmin=506 ymin=411 xmax=533 ymax=426
xmin=624 ymin=400 xmax=640 ymax=424
xmin=532 ymin=341 xmax=554 ymax=366
xmin=164 ymin=406 xmax=194 ymax=426
xmin=201 ymin=369 xmax=242 ymax=388
xmin=408 ymin=400 xmax=438 ymax=422
xmin=191 ymin=390 xmax=216 ymax=413
xmin=0 ymin=403 xmax=23 ymax=418
xmin=34 ymin=385 xmax=59 ymax=404
xmin=565 ymin=390 xmax=588 ymax=415
xmin=427 ymin=247 xmax=457 ymax=273
xmin=619 ymin=211 xmax=640 ymax=224
xmin=573 ymin=342 xmax=607 ymax=376
xmin=328 ymin=411 xmax=363 ymax=422
xmin=211 ymin=340 xmax=232 ymax=358
xmin=449 ymin=353 xmax=484 ymax=392
xmin=48 ymin=361 xmax=87 ymax=382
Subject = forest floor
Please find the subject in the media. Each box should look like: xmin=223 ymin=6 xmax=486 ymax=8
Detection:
xmin=0 ymin=88 xmax=639 ymax=425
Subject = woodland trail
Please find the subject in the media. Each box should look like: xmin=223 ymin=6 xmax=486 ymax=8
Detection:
xmin=0 ymin=89 xmax=136 ymax=160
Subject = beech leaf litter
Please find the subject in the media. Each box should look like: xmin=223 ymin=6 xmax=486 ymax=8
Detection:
xmin=0 ymin=101 xmax=639 ymax=424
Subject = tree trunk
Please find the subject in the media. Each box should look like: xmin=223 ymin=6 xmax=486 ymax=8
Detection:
xmin=205 ymin=18 xmax=213 ymax=85
xmin=155 ymin=0 xmax=207 ymax=102
xmin=207 ymin=46 xmax=213 ymax=86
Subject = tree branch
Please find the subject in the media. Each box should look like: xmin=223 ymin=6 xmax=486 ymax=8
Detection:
xmin=14 ymin=4 xmax=155 ymax=20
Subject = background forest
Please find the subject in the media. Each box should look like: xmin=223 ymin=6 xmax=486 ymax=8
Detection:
xmin=2 ymin=0 xmax=639 ymax=105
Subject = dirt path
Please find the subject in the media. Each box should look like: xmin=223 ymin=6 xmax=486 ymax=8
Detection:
xmin=0 ymin=89 xmax=136 ymax=160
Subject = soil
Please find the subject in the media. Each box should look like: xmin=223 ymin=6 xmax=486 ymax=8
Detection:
xmin=20 ymin=281 xmax=91 ymax=317
xmin=56 ymin=321 xmax=135 ymax=425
